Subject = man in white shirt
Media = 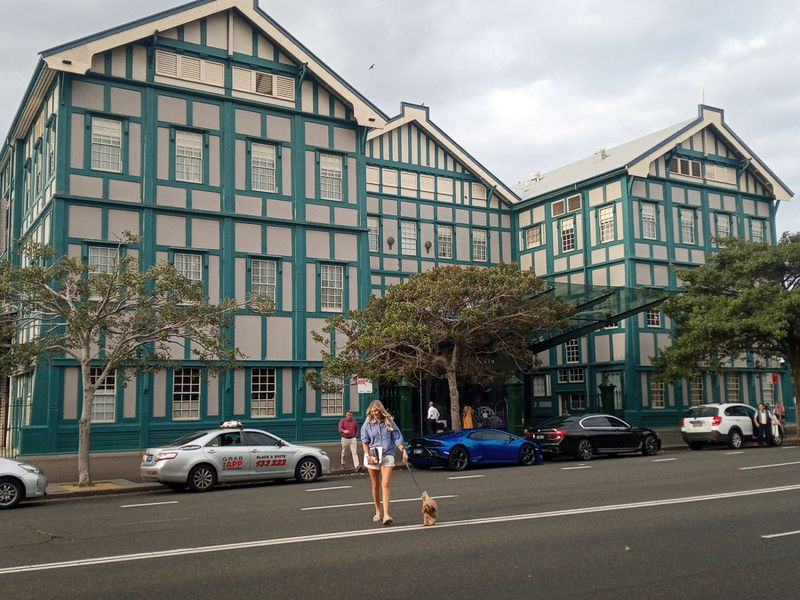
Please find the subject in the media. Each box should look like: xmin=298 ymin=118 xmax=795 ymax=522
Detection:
xmin=426 ymin=401 xmax=440 ymax=435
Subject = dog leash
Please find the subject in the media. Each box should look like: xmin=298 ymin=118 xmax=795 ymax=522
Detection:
xmin=404 ymin=462 xmax=424 ymax=496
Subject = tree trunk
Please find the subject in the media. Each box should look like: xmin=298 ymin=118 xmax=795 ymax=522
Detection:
xmin=78 ymin=370 xmax=93 ymax=486
xmin=446 ymin=368 xmax=461 ymax=431
xmin=789 ymin=353 xmax=800 ymax=440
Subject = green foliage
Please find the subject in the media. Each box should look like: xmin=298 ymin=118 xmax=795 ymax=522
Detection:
xmin=307 ymin=264 xmax=569 ymax=429
xmin=654 ymin=234 xmax=800 ymax=398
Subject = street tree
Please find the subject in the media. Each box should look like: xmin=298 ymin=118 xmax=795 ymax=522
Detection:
xmin=307 ymin=264 xmax=569 ymax=430
xmin=0 ymin=235 xmax=272 ymax=485
xmin=653 ymin=233 xmax=800 ymax=432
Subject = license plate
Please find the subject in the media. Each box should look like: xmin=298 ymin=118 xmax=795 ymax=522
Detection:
xmin=535 ymin=435 xmax=545 ymax=440
xmin=691 ymin=420 xmax=703 ymax=427
xmin=413 ymin=448 xmax=423 ymax=455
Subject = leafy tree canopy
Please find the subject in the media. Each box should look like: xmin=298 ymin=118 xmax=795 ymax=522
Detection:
xmin=307 ymin=263 xmax=569 ymax=430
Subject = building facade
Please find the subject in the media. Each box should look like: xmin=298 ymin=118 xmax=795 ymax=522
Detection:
xmin=0 ymin=1 xmax=793 ymax=456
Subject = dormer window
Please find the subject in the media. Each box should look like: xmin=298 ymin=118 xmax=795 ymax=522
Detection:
xmin=669 ymin=157 xmax=701 ymax=178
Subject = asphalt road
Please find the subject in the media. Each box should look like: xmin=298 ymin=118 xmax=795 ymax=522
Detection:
xmin=2 ymin=445 xmax=799 ymax=599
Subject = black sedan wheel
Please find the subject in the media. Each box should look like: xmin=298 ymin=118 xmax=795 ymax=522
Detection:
xmin=520 ymin=444 xmax=538 ymax=466
xmin=641 ymin=435 xmax=659 ymax=456
xmin=448 ymin=446 xmax=469 ymax=471
xmin=295 ymin=457 xmax=321 ymax=482
xmin=0 ymin=477 xmax=23 ymax=509
xmin=188 ymin=464 xmax=217 ymax=492
xmin=575 ymin=439 xmax=593 ymax=461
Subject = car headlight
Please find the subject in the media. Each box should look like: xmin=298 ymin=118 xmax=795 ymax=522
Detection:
xmin=18 ymin=463 xmax=43 ymax=475
xmin=319 ymin=450 xmax=328 ymax=456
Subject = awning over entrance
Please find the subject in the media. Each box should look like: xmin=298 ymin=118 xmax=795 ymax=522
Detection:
xmin=527 ymin=282 xmax=674 ymax=353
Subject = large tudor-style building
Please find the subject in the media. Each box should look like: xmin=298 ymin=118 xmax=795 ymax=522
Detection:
xmin=0 ymin=0 xmax=794 ymax=456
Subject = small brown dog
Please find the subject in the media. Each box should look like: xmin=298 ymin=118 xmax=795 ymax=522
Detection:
xmin=421 ymin=490 xmax=438 ymax=526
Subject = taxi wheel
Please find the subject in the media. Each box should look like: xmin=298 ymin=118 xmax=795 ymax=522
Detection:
xmin=0 ymin=477 xmax=23 ymax=509
xmin=188 ymin=464 xmax=217 ymax=492
xmin=295 ymin=458 xmax=321 ymax=482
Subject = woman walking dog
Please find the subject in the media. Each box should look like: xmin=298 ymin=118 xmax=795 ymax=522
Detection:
xmin=361 ymin=400 xmax=407 ymax=525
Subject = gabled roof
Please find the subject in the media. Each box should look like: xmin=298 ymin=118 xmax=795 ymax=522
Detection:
xmin=38 ymin=0 xmax=387 ymax=128
xmin=514 ymin=105 xmax=793 ymax=203
xmin=368 ymin=103 xmax=520 ymax=205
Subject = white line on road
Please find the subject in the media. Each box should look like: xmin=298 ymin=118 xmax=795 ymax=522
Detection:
xmin=447 ymin=475 xmax=485 ymax=480
xmin=725 ymin=451 xmax=745 ymax=455
xmin=652 ymin=458 xmax=677 ymax=462
xmin=301 ymin=494 xmax=458 ymax=511
xmin=562 ymin=466 xmax=591 ymax=470
xmin=5 ymin=484 xmax=800 ymax=575
xmin=739 ymin=460 xmax=800 ymax=471
xmin=306 ymin=486 xmax=353 ymax=492
xmin=762 ymin=529 xmax=800 ymax=539
xmin=783 ymin=446 xmax=798 ymax=449
xmin=120 ymin=501 xmax=179 ymax=508
xmin=118 ymin=518 xmax=190 ymax=526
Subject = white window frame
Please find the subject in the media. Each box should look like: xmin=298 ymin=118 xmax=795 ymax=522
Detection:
xmin=526 ymin=225 xmax=542 ymax=249
xmin=437 ymin=225 xmax=453 ymax=259
xmin=400 ymin=221 xmax=417 ymax=256
xmin=716 ymin=213 xmax=730 ymax=238
xmin=565 ymin=339 xmax=580 ymax=364
xmin=650 ymin=379 xmax=665 ymax=409
xmin=646 ymin=308 xmax=661 ymax=327
xmin=565 ymin=393 xmax=586 ymax=412
xmin=175 ymin=130 xmax=203 ymax=183
xmin=91 ymin=117 xmax=122 ymax=173
xmin=568 ymin=368 xmax=584 ymax=383
xmin=726 ymin=374 xmax=740 ymax=403
xmin=88 ymin=246 xmax=117 ymax=276
xmin=532 ymin=374 xmax=547 ymax=396
xmin=560 ymin=217 xmax=575 ymax=252
xmin=557 ymin=369 xmax=569 ymax=384
xmin=472 ymin=228 xmax=487 ymax=262
xmin=760 ymin=374 xmax=774 ymax=404
xmin=690 ymin=376 xmax=704 ymax=406
xmin=599 ymin=205 xmax=615 ymax=243
xmin=172 ymin=367 xmax=201 ymax=421
xmin=320 ymin=154 xmax=343 ymax=201
xmin=90 ymin=366 xmax=116 ymax=423
xmin=321 ymin=385 xmax=344 ymax=416
xmin=251 ymin=259 xmax=277 ymax=301
xmin=251 ymin=143 xmax=277 ymax=193
xmin=641 ymin=203 xmax=657 ymax=240
xmin=367 ymin=217 xmax=380 ymax=252
xmin=321 ymin=264 xmax=344 ymax=311
xmin=251 ymin=367 xmax=276 ymax=418
xmin=174 ymin=253 xmax=202 ymax=282
xmin=751 ymin=220 xmax=764 ymax=242
xmin=680 ymin=208 xmax=696 ymax=244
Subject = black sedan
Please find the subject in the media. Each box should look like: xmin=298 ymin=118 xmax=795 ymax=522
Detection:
xmin=525 ymin=414 xmax=660 ymax=460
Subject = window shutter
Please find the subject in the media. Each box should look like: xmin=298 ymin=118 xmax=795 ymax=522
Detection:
xmin=203 ymin=61 xmax=225 ymax=87
xmin=155 ymin=50 xmax=178 ymax=78
xmin=255 ymin=72 xmax=273 ymax=95
xmin=567 ymin=194 xmax=581 ymax=212
xmin=275 ymin=75 xmax=295 ymax=101
xmin=552 ymin=199 xmax=565 ymax=216
xmin=180 ymin=56 xmax=202 ymax=81
xmin=691 ymin=161 xmax=701 ymax=177
xmin=669 ymin=158 xmax=678 ymax=173
xmin=232 ymin=67 xmax=251 ymax=92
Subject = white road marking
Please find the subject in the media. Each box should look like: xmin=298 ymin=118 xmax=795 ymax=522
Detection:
xmin=4 ymin=484 xmax=800 ymax=575
xmin=562 ymin=466 xmax=591 ymax=470
xmin=301 ymin=494 xmax=458 ymax=511
xmin=762 ymin=529 xmax=800 ymax=539
xmin=739 ymin=460 xmax=800 ymax=471
xmin=652 ymin=458 xmax=677 ymax=462
xmin=120 ymin=501 xmax=179 ymax=508
xmin=782 ymin=445 xmax=798 ymax=449
xmin=306 ymin=485 xmax=353 ymax=492
xmin=118 ymin=518 xmax=189 ymax=526
xmin=447 ymin=475 xmax=485 ymax=480
xmin=725 ymin=451 xmax=745 ymax=455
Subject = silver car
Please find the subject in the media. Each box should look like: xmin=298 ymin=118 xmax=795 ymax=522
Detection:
xmin=0 ymin=457 xmax=47 ymax=509
xmin=140 ymin=425 xmax=331 ymax=492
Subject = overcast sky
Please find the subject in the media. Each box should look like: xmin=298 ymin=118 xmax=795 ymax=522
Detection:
xmin=2 ymin=1 xmax=798 ymax=232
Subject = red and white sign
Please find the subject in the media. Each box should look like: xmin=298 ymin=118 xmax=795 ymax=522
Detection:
xmin=772 ymin=373 xmax=780 ymax=384
xmin=356 ymin=378 xmax=373 ymax=394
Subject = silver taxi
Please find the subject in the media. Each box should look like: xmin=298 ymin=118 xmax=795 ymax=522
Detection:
xmin=140 ymin=422 xmax=330 ymax=492
xmin=0 ymin=457 xmax=47 ymax=509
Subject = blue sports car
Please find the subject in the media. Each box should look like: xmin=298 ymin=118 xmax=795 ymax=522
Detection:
xmin=406 ymin=428 xmax=543 ymax=471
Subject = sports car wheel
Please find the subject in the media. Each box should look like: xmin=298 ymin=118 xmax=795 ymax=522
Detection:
xmin=0 ymin=478 xmax=23 ymax=509
xmin=520 ymin=444 xmax=538 ymax=466
xmin=188 ymin=464 xmax=217 ymax=492
xmin=575 ymin=439 xmax=593 ymax=461
xmin=448 ymin=446 xmax=469 ymax=471
xmin=641 ymin=435 xmax=659 ymax=456
xmin=727 ymin=429 xmax=743 ymax=449
xmin=295 ymin=457 xmax=321 ymax=482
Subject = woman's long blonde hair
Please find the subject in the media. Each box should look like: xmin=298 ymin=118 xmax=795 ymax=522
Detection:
xmin=365 ymin=399 xmax=395 ymax=431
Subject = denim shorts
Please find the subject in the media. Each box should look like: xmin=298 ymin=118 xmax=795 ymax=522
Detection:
xmin=365 ymin=453 xmax=396 ymax=470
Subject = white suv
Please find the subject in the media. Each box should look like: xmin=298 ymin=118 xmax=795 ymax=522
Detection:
xmin=681 ymin=403 xmax=784 ymax=450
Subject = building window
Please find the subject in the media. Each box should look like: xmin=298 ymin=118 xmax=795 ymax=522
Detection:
xmin=641 ymin=203 xmax=657 ymax=240
xmin=400 ymin=221 xmax=417 ymax=255
xmin=690 ymin=376 xmax=704 ymax=406
xmin=90 ymin=366 xmax=115 ymax=423
xmin=557 ymin=369 xmax=568 ymax=384
xmin=251 ymin=367 xmax=276 ymax=418
xmin=606 ymin=371 xmax=623 ymax=410
xmin=650 ymin=379 xmax=665 ymax=409
xmin=560 ymin=393 xmax=585 ymax=412
xmin=565 ymin=339 xmax=580 ymax=364
xmin=320 ymin=154 xmax=343 ymax=201
xmin=88 ymin=246 xmax=117 ymax=276
xmin=761 ymin=375 xmax=774 ymax=404
xmin=599 ymin=205 xmax=615 ymax=243
xmin=669 ymin=157 xmax=701 ymax=178
xmin=716 ymin=214 xmax=730 ymax=238
xmin=174 ymin=253 xmax=202 ymax=282
xmin=680 ymin=208 xmax=695 ymax=244
xmin=251 ymin=259 xmax=277 ymax=301
xmin=646 ymin=309 xmax=661 ymax=327
xmin=175 ymin=130 xmax=203 ymax=183
xmin=560 ymin=217 xmax=575 ymax=252
xmin=532 ymin=374 xmax=547 ymax=396
xmin=321 ymin=264 xmax=344 ymax=311
xmin=726 ymin=374 xmax=740 ymax=402
xmin=46 ymin=125 xmax=56 ymax=180
xmin=172 ymin=367 xmax=201 ymax=420
xmin=367 ymin=217 xmax=380 ymax=252
xmin=321 ymin=386 xmax=343 ymax=416
xmin=751 ymin=220 xmax=764 ymax=242
xmin=526 ymin=225 xmax=542 ymax=249
xmin=472 ymin=229 xmax=487 ymax=262
xmin=251 ymin=143 xmax=277 ymax=192
xmin=437 ymin=225 xmax=453 ymax=259
xmin=91 ymin=117 xmax=122 ymax=173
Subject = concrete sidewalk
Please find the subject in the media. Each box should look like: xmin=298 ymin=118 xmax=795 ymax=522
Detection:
xmin=26 ymin=427 xmax=691 ymax=499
